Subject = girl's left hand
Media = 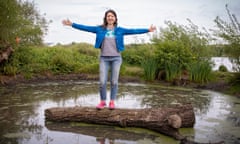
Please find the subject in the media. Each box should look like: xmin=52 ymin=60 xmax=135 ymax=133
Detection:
xmin=149 ymin=25 xmax=156 ymax=32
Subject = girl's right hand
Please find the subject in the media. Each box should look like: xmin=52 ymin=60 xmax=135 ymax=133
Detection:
xmin=62 ymin=19 xmax=72 ymax=26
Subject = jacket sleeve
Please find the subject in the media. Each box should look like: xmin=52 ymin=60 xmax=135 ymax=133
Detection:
xmin=72 ymin=23 xmax=98 ymax=33
xmin=120 ymin=27 xmax=149 ymax=35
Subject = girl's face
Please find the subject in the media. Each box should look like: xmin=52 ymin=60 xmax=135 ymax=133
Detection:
xmin=106 ymin=12 xmax=116 ymax=25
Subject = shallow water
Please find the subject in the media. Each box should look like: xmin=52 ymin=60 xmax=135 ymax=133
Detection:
xmin=0 ymin=81 xmax=239 ymax=144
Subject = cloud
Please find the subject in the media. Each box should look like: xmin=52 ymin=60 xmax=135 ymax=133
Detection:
xmin=32 ymin=0 xmax=239 ymax=44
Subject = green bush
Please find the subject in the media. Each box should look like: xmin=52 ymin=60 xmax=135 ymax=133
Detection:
xmin=1 ymin=44 xmax=98 ymax=76
xmin=122 ymin=44 xmax=155 ymax=66
xmin=155 ymin=41 xmax=193 ymax=73
xmin=152 ymin=20 xmax=212 ymax=83
xmin=50 ymin=53 xmax=75 ymax=73
xmin=79 ymin=62 xmax=99 ymax=74
xmin=218 ymin=65 xmax=228 ymax=72
xmin=64 ymin=42 xmax=99 ymax=57
xmin=3 ymin=65 xmax=17 ymax=76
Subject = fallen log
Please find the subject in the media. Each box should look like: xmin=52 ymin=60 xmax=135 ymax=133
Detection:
xmin=45 ymin=104 xmax=195 ymax=140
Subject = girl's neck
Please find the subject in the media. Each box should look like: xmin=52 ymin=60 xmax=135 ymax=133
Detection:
xmin=107 ymin=24 xmax=114 ymax=29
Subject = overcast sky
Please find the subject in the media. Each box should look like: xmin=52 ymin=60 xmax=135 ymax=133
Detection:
xmin=32 ymin=0 xmax=240 ymax=45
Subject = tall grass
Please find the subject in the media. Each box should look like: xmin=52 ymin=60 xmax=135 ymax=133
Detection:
xmin=164 ymin=62 xmax=182 ymax=81
xmin=141 ymin=58 xmax=157 ymax=81
xmin=188 ymin=60 xmax=212 ymax=83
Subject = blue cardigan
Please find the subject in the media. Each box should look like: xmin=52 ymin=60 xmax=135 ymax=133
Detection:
xmin=72 ymin=23 xmax=149 ymax=52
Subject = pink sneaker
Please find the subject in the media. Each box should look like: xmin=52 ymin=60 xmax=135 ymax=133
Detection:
xmin=109 ymin=101 xmax=115 ymax=110
xmin=96 ymin=101 xmax=106 ymax=109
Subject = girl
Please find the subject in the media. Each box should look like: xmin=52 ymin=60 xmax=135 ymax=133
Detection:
xmin=62 ymin=9 xmax=156 ymax=110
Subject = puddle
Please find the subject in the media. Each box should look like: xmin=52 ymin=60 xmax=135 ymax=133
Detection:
xmin=0 ymin=81 xmax=239 ymax=144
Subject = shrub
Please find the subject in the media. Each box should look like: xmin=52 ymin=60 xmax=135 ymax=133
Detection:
xmin=66 ymin=43 xmax=99 ymax=57
xmin=79 ymin=62 xmax=99 ymax=74
xmin=1 ymin=44 xmax=98 ymax=76
xmin=3 ymin=65 xmax=17 ymax=76
xmin=218 ymin=65 xmax=228 ymax=72
xmin=154 ymin=41 xmax=193 ymax=75
xmin=152 ymin=20 xmax=212 ymax=83
xmin=122 ymin=44 xmax=155 ymax=66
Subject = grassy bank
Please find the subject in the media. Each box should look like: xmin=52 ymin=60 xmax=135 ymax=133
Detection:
xmin=0 ymin=43 xmax=145 ymax=79
xmin=1 ymin=43 xmax=99 ymax=78
xmin=0 ymin=43 xmax=239 ymax=96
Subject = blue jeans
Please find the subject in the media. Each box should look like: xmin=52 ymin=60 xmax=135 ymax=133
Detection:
xmin=99 ymin=56 xmax=122 ymax=101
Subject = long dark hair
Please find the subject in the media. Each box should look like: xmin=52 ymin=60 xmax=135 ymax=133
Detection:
xmin=101 ymin=9 xmax=118 ymax=28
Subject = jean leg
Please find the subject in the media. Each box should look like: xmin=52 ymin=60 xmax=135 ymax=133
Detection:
xmin=99 ymin=57 xmax=109 ymax=101
xmin=110 ymin=56 xmax=122 ymax=100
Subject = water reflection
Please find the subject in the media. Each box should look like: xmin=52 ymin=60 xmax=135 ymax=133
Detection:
xmin=0 ymin=81 xmax=239 ymax=144
xmin=45 ymin=122 xmax=157 ymax=143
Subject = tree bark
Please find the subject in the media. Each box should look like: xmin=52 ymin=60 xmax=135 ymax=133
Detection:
xmin=45 ymin=104 xmax=195 ymax=140
xmin=0 ymin=45 xmax=14 ymax=63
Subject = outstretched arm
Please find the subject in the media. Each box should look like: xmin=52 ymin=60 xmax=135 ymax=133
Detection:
xmin=62 ymin=19 xmax=98 ymax=33
xmin=121 ymin=25 xmax=156 ymax=35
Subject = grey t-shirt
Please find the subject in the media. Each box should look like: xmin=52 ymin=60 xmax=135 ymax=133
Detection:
xmin=101 ymin=29 xmax=120 ymax=56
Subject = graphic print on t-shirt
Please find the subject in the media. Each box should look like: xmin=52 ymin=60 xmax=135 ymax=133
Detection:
xmin=105 ymin=30 xmax=115 ymax=38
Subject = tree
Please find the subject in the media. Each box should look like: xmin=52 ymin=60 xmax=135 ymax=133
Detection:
xmin=0 ymin=0 xmax=48 ymax=49
xmin=213 ymin=4 xmax=240 ymax=72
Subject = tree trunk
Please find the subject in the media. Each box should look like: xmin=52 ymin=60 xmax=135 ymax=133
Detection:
xmin=0 ymin=45 xmax=14 ymax=63
xmin=45 ymin=104 xmax=195 ymax=140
